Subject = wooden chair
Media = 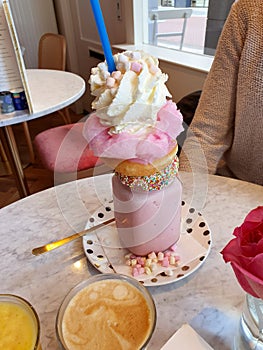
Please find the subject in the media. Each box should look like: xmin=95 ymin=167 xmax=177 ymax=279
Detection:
xmin=38 ymin=33 xmax=71 ymax=124
xmin=38 ymin=33 xmax=66 ymax=71
xmin=149 ymin=8 xmax=192 ymax=50
xmin=22 ymin=33 xmax=70 ymax=164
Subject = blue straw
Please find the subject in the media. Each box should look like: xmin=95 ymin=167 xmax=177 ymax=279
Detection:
xmin=90 ymin=0 xmax=116 ymax=73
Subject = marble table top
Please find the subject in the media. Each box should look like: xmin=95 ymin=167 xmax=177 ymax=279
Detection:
xmin=1 ymin=172 xmax=262 ymax=349
xmin=0 ymin=69 xmax=85 ymax=127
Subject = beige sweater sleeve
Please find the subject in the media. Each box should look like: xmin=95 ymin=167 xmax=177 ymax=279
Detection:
xmin=179 ymin=1 xmax=245 ymax=174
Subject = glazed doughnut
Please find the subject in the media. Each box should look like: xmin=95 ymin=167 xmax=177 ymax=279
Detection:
xmin=102 ymin=145 xmax=178 ymax=176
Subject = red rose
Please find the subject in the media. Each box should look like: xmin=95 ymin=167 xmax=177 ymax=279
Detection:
xmin=221 ymin=206 xmax=263 ymax=299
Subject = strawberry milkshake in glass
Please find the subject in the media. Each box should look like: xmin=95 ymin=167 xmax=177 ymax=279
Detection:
xmin=84 ymin=50 xmax=184 ymax=256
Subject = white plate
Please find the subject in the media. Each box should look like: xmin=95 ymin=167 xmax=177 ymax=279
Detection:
xmin=83 ymin=200 xmax=211 ymax=287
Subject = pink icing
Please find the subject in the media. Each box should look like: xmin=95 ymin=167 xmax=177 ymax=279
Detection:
xmin=83 ymin=100 xmax=184 ymax=164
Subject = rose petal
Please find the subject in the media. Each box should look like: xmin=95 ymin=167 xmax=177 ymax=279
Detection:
xmin=233 ymin=226 xmax=242 ymax=237
xmin=245 ymin=253 xmax=263 ymax=280
xmin=245 ymin=206 xmax=263 ymax=223
xmin=231 ymin=262 xmax=263 ymax=299
xmin=222 ymin=239 xmax=263 ymax=280
xmin=222 ymin=206 xmax=263 ymax=298
xmin=240 ymin=221 xmax=263 ymax=241
xmin=240 ymin=237 xmax=263 ymax=257
xmin=238 ymin=221 xmax=263 ymax=256
xmin=221 ymin=238 xmax=243 ymax=263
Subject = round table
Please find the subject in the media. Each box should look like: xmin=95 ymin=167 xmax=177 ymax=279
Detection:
xmin=0 ymin=69 xmax=85 ymax=197
xmin=0 ymin=172 xmax=262 ymax=349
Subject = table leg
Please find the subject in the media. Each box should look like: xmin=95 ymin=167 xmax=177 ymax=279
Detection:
xmin=0 ymin=126 xmax=29 ymax=198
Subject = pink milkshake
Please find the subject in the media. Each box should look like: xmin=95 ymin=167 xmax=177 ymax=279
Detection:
xmin=84 ymin=50 xmax=184 ymax=256
xmin=112 ymin=170 xmax=182 ymax=255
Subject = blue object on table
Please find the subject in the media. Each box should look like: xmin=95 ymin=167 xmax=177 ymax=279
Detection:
xmin=0 ymin=91 xmax=15 ymax=113
xmin=11 ymin=89 xmax=28 ymax=110
xmin=90 ymin=0 xmax=116 ymax=73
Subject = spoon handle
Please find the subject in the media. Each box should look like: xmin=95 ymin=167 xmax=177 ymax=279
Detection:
xmin=32 ymin=217 xmax=115 ymax=256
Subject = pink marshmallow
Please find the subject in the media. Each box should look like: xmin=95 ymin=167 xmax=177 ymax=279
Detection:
xmin=139 ymin=267 xmax=145 ymax=275
xmin=131 ymin=61 xmax=142 ymax=73
xmin=137 ymin=257 xmax=145 ymax=266
xmin=170 ymin=243 xmax=178 ymax=251
xmin=164 ymin=251 xmax=171 ymax=257
xmin=132 ymin=267 xmax=139 ymax=277
xmin=162 ymin=257 xmax=169 ymax=267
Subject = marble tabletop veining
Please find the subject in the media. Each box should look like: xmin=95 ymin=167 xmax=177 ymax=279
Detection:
xmin=1 ymin=172 xmax=263 ymax=349
xmin=0 ymin=69 xmax=85 ymax=127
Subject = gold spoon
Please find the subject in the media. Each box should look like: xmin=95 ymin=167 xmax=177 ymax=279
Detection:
xmin=32 ymin=217 xmax=115 ymax=256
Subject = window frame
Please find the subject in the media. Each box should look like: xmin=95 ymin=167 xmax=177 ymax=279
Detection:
xmin=120 ymin=0 xmax=213 ymax=73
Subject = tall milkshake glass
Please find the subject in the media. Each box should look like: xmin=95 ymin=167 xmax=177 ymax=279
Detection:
xmin=112 ymin=149 xmax=182 ymax=256
xmin=84 ymin=50 xmax=184 ymax=256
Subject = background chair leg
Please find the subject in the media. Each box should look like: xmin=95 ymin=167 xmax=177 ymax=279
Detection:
xmin=0 ymin=126 xmax=29 ymax=197
xmin=22 ymin=122 xmax=35 ymax=164
xmin=0 ymin=139 xmax=12 ymax=174
xmin=58 ymin=107 xmax=71 ymax=124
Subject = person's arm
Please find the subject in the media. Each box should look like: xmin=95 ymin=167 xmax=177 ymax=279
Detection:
xmin=179 ymin=0 xmax=246 ymax=174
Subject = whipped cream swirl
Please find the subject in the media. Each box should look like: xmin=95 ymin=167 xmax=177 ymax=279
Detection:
xmin=89 ymin=50 xmax=172 ymax=133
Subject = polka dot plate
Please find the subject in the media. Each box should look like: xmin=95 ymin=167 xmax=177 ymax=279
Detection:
xmin=83 ymin=200 xmax=212 ymax=287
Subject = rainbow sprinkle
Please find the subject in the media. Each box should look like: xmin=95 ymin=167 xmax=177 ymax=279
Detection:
xmin=115 ymin=156 xmax=179 ymax=191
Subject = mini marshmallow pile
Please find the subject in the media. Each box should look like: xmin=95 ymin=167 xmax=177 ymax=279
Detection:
xmin=115 ymin=51 xmax=160 ymax=75
xmin=125 ymin=246 xmax=180 ymax=277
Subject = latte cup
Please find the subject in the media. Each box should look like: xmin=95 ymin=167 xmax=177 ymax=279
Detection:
xmin=56 ymin=274 xmax=156 ymax=350
xmin=0 ymin=294 xmax=41 ymax=350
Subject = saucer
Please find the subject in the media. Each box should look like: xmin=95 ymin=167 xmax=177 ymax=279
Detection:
xmin=83 ymin=200 xmax=211 ymax=287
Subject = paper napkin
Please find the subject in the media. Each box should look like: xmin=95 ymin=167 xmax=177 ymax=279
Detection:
xmin=161 ymin=324 xmax=214 ymax=350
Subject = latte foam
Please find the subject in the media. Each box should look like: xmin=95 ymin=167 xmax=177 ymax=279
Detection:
xmin=62 ymin=279 xmax=153 ymax=350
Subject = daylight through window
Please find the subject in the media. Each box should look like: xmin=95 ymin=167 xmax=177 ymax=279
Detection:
xmin=145 ymin=0 xmax=235 ymax=56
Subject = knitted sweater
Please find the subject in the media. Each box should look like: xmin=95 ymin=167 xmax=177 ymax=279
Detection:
xmin=179 ymin=0 xmax=263 ymax=185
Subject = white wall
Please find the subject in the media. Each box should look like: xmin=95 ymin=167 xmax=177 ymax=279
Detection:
xmin=159 ymin=61 xmax=207 ymax=102
xmin=54 ymin=0 xmax=128 ymax=112
xmin=9 ymin=0 xmax=58 ymax=68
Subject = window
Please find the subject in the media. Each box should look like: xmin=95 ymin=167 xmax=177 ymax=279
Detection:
xmin=138 ymin=0 xmax=235 ymax=56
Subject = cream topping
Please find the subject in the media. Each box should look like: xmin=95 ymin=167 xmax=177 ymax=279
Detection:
xmin=89 ymin=50 xmax=172 ymax=133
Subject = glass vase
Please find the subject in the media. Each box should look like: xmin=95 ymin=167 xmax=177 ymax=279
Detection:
xmin=234 ymin=294 xmax=263 ymax=350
